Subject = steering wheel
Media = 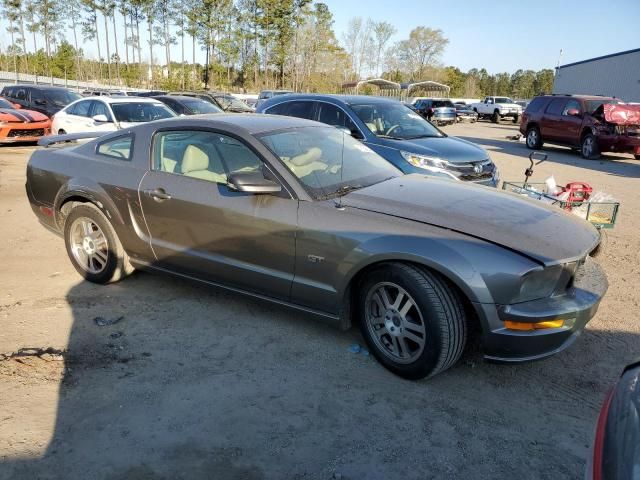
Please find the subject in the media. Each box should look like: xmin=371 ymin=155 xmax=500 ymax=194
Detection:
xmin=386 ymin=124 xmax=402 ymax=136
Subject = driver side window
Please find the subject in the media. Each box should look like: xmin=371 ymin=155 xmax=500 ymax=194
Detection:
xmin=153 ymin=130 xmax=264 ymax=185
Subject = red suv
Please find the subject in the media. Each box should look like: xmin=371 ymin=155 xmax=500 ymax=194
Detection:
xmin=520 ymin=94 xmax=640 ymax=160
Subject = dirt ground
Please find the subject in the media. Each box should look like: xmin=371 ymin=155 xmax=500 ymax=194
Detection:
xmin=0 ymin=120 xmax=639 ymax=480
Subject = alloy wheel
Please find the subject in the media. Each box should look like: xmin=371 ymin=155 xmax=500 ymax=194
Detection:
xmin=583 ymin=136 xmax=594 ymax=157
xmin=527 ymin=129 xmax=538 ymax=148
xmin=364 ymin=282 xmax=426 ymax=364
xmin=69 ymin=217 xmax=109 ymax=274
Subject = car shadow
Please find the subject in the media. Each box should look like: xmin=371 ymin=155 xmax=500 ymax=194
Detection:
xmin=457 ymin=135 xmax=640 ymax=179
xmin=0 ymin=259 xmax=633 ymax=480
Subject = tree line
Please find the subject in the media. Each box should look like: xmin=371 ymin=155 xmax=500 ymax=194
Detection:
xmin=0 ymin=0 xmax=554 ymax=97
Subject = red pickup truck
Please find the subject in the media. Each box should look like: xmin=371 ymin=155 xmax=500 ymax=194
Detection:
xmin=520 ymin=94 xmax=640 ymax=160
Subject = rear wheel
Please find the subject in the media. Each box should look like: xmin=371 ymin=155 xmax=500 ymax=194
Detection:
xmin=358 ymin=263 xmax=467 ymax=380
xmin=581 ymin=133 xmax=600 ymax=159
xmin=526 ymin=126 xmax=543 ymax=149
xmin=63 ymin=203 xmax=133 ymax=284
xmin=512 ymin=115 xmax=519 ymax=124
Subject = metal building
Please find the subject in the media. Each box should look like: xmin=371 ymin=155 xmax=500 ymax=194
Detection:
xmin=553 ymin=48 xmax=640 ymax=102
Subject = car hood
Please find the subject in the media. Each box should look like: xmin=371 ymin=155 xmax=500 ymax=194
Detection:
xmin=342 ymin=175 xmax=600 ymax=266
xmin=0 ymin=108 xmax=49 ymax=123
xmin=374 ymin=135 xmax=488 ymax=164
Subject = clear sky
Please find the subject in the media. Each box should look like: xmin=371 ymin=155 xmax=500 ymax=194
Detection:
xmin=0 ymin=0 xmax=638 ymax=74
xmin=322 ymin=0 xmax=640 ymax=73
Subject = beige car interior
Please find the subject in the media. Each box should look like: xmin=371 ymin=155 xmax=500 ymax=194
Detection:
xmin=180 ymin=145 xmax=227 ymax=183
xmin=157 ymin=133 xmax=261 ymax=184
xmin=281 ymin=147 xmax=335 ymax=177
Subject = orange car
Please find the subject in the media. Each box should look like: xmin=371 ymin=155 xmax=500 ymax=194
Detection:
xmin=0 ymin=96 xmax=51 ymax=144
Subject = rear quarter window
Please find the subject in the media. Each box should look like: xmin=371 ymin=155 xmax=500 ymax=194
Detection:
xmin=97 ymin=135 xmax=133 ymax=161
xmin=545 ymin=98 xmax=567 ymax=115
xmin=525 ymin=97 xmax=547 ymax=113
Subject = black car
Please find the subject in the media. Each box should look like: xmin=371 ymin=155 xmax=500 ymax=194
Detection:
xmin=152 ymin=95 xmax=224 ymax=115
xmin=169 ymin=91 xmax=254 ymax=113
xmin=454 ymin=104 xmax=478 ymax=123
xmin=0 ymin=85 xmax=82 ymax=118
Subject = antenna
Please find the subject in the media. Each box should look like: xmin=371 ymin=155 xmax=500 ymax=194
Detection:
xmin=556 ymin=49 xmax=564 ymax=69
xmin=335 ymin=130 xmax=346 ymax=209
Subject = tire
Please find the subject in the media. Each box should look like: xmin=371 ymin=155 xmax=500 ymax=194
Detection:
xmin=525 ymin=126 xmax=543 ymax=149
xmin=581 ymin=133 xmax=600 ymax=159
xmin=492 ymin=111 xmax=500 ymax=123
xmin=358 ymin=263 xmax=467 ymax=380
xmin=634 ymin=154 xmax=640 ymax=160
xmin=512 ymin=115 xmax=519 ymax=124
xmin=58 ymin=129 xmax=66 ymax=134
xmin=63 ymin=203 xmax=134 ymax=284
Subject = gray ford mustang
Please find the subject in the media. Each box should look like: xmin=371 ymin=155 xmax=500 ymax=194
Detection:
xmin=26 ymin=114 xmax=608 ymax=379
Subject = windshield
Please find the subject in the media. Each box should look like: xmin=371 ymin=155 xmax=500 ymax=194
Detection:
xmin=494 ymin=97 xmax=514 ymax=104
xmin=214 ymin=95 xmax=250 ymax=110
xmin=183 ymin=99 xmax=223 ymax=114
xmin=586 ymin=99 xmax=620 ymax=114
xmin=350 ymin=102 xmax=444 ymax=139
xmin=432 ymin=100 xmax=454 ymax=108
xmin=0 ymin=97 xmax=14 ymax=109
xmin=111 ymin=102 xmax=176 ymax=122
xmin=259 ymin=126 xmax=400 ymax=200
xmin=43 ymin=89 xmax=82 ymax=106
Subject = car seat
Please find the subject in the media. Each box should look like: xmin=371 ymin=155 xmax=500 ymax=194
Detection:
xmin=181 ymin=145 xmax=226 ymax=183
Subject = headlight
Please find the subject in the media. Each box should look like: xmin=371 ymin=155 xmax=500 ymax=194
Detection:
xmin=514 ymin=262 xmax=578 ymax=303
xmin=400 ymin=151 xmax=450 ymax=170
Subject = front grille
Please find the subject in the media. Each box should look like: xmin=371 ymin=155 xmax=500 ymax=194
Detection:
xmin=447 ymin=160 xmax=494 ymax=181
xmin=7 ymin=128 xmax=44 ymax=138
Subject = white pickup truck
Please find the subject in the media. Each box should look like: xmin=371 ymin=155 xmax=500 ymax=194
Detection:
xmin=471 ymin=96 xmax=522 ymax=123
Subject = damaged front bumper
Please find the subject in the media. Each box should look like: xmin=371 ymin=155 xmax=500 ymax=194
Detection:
xmin=476 ymin=257 xmax=608 ymax=362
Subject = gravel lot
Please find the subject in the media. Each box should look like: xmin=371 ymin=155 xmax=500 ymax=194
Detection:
xmin=1 ymin=120 xmax=639 ymax=480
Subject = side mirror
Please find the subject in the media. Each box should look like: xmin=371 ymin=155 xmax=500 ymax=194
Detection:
xmin=567 ymin=108 xmax=581 ymax=117
xmin=92 ymin=114 xmax=109 ymax=123
xmin=227 ymin=172 xmax=281 ymax=194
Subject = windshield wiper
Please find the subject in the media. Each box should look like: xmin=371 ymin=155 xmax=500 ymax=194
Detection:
xmin=317 ymin=184 xmax=363 ymax=200
xmin=376 ymin=134 xmax=404 ymax=140
xmin=403 ymin=134 xmax=442 ymax=139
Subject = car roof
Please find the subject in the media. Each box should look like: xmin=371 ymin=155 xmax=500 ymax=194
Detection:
xmin=265 ymin=93 xmax=404 ymax=106
xmin=539 ymin=94 xmax=616 ymax=101
xmin=84 ymin=96 xmax=166 ymax=104
xmin=154 ymin=95 xmax=207 ymax=102
xmin=149 ymin=113 xmax=326 ymax=134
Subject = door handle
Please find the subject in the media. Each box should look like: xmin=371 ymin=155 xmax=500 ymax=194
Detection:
xmin=144 ymin=188 xmax=172 ymax=202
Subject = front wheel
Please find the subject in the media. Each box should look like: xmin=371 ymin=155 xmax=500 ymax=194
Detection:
xmin=581 ymin=133 xmax=600 ymax=159
xmin=63 ymin=203 xmax=134 ymax=284
xmin=492 ymin=111 xmax=500 ymax=123
xmin=358 ymin=263 xmax=467 ymax=380
xmin=526 ymin=126 xmax=543 ymax=149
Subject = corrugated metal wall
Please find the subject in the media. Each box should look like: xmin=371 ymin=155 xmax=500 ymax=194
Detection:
xmin=553 ymin=50 xmax=640 ymax=102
